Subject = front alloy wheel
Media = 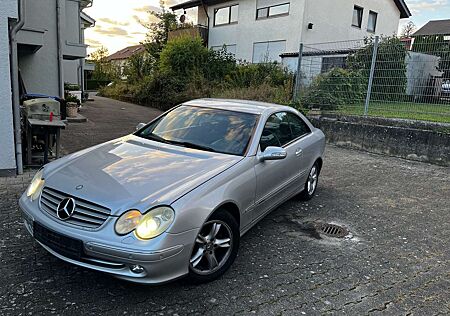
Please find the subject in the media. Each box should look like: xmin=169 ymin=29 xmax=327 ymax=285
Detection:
xmin=189 ymin=211 xmax=239 ymax=283
xmin=300 ymin=163 xmax=320 ymax=201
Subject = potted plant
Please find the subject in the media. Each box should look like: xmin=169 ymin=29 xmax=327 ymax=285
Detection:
xmin=65 ymin=94 xmax=79 ymax=117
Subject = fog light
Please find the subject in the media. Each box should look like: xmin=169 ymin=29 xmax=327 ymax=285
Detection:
xmin=130 ymin=264 xmax=145 ymax=274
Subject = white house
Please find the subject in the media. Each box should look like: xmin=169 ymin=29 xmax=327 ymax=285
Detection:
xmin=0 ymin=0 xmax=95 ymax=176
xmin=171 ymin=0 xmax=411 ymax=63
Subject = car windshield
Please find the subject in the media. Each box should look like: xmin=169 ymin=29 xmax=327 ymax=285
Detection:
xmin=135 ymin=105 xmax=259 ymax=156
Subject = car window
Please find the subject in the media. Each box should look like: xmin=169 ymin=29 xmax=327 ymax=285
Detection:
xmin=260 ymin=112 xmax=294 ymax=151
xmin=287 ymin=113 xmax=311 ymax=139
xmin=136 ymin=105 xmax=258 ymax=156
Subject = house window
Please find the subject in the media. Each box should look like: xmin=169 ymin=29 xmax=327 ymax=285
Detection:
xmin=214 ymin=4 xmax=239 ymax=26
xmin=352 ymin=6 xmax=363 ymax=28
xmin=321 ymin=57 xmax=347 ymax=73
xmin=211 ymin=44 xmax=237 ymax=56
xmin=252 ymin=40 xmax=286 ymax=63
xmin=368 ymin=11 xmax=378 ymax=32
xmin=257 ymin=3 xmax=290 ymax=20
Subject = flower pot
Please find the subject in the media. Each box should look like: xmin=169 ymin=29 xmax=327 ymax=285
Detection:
xmin=67 ymin=103 xmax=78 ymax=118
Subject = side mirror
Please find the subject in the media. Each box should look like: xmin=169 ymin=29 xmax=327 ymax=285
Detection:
xmin=259 ymin=146 xmax=287 ymax=162
xmin=136 ymin=123 xmax=146 ymax=131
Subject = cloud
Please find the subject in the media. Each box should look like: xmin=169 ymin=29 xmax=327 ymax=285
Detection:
xmin=98 ymin=18 xmax=130 ymax=26
xmin=407 ymin=0 xmax=449 ymax=14
xmin=134 ymin=5 xmax=161 ymax=13
xmin=86 ymin=38 xmax=103 ymax=47
xmin=93 ymin=25 xmax=130 ymax=37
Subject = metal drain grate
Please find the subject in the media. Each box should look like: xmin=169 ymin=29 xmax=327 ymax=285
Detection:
xmin=317 ymin=223 xmax=349 ymax=238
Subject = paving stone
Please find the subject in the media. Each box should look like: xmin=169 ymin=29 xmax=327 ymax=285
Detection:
xmin=0 ymin=96 xmax=448 ymax=315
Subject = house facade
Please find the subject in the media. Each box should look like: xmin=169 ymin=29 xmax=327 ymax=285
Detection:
xmin=107 ymin=44 xmax=146 ymax=77
xmin=0 ymin=0 xmax=94 ymax=175
xmin=171 ymin=0 xmax=411 ymax=63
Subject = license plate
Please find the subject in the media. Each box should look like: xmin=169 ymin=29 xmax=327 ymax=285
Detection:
xmin=33 ymin=222 xmax=83 ymax=260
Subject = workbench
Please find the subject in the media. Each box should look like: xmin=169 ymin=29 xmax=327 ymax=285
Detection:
xmin=24 ymin=118 xmax=66 ymax=166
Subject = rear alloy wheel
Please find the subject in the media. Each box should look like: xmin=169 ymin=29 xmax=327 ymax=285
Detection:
xmin=189 ymin=211 xmax=239 ymax=283
xmin=299 ymin=163 xmax=320 ymax=201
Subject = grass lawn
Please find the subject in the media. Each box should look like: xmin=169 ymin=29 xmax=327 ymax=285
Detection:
xmin=331 ymin=102 xmax=450 ymax=124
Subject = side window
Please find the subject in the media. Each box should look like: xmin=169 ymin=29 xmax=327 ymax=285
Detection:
xmin=287 ymin=113 xmax=311 ymax=139
xmin=260 ymin=112 xmax=294 ymax=151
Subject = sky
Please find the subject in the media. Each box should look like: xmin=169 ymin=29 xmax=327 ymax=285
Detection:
xmin=84 ymin=0 xmax=450 ymax=56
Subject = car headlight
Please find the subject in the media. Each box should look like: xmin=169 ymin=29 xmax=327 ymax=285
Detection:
xmin=114 ymin=207 xmax=175 ymax=240
xmin=26 ymin=169 xmax=45 ymax=201
xmin=114 ymin=210 xmax=142 ymax=235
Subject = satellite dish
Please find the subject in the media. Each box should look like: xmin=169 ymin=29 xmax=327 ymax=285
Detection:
xmin=180 ymin=15 xmax=186 ymax=23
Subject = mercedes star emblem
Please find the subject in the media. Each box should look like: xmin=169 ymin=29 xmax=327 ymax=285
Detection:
xmin=56 ymin=197 xmax=76 ymax=220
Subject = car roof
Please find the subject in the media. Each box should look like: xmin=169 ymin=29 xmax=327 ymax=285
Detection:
xmin=182 ymin=98 xmax=293 ymax=115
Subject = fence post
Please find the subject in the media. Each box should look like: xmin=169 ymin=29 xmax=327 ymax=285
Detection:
xmin=364 ymin=36 xmax=379 ymax=116
xmin=293 ymin=43 xmax=304 ymax=102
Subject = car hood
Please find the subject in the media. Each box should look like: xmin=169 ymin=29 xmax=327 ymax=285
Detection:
xmin=44 ymin=135 xmax=242 ymax=215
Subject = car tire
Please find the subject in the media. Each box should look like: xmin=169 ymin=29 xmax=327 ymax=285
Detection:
xmin=188 ymin=210 xmax=240 ymax=283
xmin=299 ymin=162 xmax=320 ymax=201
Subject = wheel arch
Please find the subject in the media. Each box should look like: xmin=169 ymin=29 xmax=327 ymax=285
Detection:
xmin=207 ymin=201 xmax=241 ymax=227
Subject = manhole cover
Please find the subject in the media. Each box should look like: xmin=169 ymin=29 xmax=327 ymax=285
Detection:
xmin=316 ymin=223 xmax=349 ymax=238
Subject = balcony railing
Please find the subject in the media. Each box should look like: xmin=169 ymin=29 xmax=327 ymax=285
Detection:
xmin=168 ymin=25 xmax=208 ymax=46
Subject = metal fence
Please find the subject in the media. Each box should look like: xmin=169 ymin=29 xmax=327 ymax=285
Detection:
xmin=293 ymin=36 xmax=450 ymax=123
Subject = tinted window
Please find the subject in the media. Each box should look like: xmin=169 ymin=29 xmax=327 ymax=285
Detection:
xmin=368 ymin=11 xmax=378 ymax=32
xmin=287 ymin=113 xmax=311 ymax=139
xmin=260 ymin=112 xmax=294 ymax=151
xmin=352 ymin=6 xmax=363 ymax=28
xmin=136 ymin=106 xmax=258 ymax=156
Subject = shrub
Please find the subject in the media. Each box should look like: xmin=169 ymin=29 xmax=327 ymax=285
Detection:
xmin=159 ymin=36 xmax=209 ymax=82
xmin=225 ymin=62 xmax=292 ymax=88
xmin=300 ymin=67 xmax=366 ymax=110
xmin=347 ymin=36 xmax=408 ymax=101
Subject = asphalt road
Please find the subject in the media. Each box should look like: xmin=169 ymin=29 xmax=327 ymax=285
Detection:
xmin=0 ymin=97 xmax=448 ymax=315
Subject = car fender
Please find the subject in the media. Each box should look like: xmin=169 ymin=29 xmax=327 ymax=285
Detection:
xmin=168 ymin=157 xmax=256 ymax=234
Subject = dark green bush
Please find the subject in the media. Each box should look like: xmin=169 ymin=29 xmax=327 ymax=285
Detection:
xmin=301 ymin=68 xmax=366 ymax=110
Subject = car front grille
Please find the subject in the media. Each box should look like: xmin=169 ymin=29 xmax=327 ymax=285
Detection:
xmin=39 ymin=187 xmax=111 ymax=229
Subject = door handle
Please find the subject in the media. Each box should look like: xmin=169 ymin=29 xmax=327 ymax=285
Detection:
xmin=295 ymin=148 xmax=303 ymax=156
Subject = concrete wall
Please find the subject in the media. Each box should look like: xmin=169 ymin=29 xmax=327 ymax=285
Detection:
xmin=64 ymin=59 xmax=81 ymax=85
xmin=0 ymin=0 xmax=18 ymax=174
xmin=200 ymin=0 xmax=402 ymax=62
xmin=309 ymin=115 xmax=450 ymax=167
xmin=302 ymin=0 xmax=400 ymax=44
xmin=19 ymin=0 xmax=60 ymax=97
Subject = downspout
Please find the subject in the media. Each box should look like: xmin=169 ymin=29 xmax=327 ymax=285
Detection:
xmin=9 ymin=0 xmax=25 ymax=175
xmin=199 ymin=0 xmax=210 ymax=46
xmin=56 ymin=0 xmax=64 ymax=98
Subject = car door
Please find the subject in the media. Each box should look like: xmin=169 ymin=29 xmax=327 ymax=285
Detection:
xmin=286 ymin=112 xmax=315 ymax=187
xmin=253 ymin=112 xmax=300 ymax=221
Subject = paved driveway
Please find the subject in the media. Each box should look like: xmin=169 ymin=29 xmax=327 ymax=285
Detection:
xmin=0 ymin=97 xmax=449 ymax=315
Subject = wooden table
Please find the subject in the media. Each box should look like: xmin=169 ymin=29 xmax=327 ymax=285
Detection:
xmin=25 ymin=118 xmax=66 ymax=166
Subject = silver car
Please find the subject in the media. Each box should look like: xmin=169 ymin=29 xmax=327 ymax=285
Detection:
xmin=20 ymin=99 xmax=325 ymax=284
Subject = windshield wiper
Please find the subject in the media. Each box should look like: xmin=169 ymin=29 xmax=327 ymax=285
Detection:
xmin=166 ymin=140 xmax=218 ymax=153
xmin=141 ymin=133 xmax=170 ymax=144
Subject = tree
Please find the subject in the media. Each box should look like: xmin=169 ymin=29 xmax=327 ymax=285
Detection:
xmin=124 ymin=52 xmax=154 ymax=83
xmin=347 ymin=36 xmax=408 ymax=101
xmin=401 ymin=21 xmax=416 ymax=38
xmin=91 ymin=46 xmax=119 ymax=81
xmin=142 ymin=1 xmax=178 ymax=60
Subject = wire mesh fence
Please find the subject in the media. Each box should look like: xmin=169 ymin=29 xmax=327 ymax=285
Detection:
xmin=294 ymin=36 xmax=450 ymax=123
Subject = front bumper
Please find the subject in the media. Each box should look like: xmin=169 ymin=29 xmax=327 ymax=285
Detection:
xmin=19 ymin=196 xmax=198 ymax=284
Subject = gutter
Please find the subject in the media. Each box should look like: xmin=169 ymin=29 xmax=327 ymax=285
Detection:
xmin=56 ymin=0 xmax=64 ymax=97
xmin=199 ymin=0 xmax=210 ymax=46
xmin=9 ymin=0 xmax=26 ymax=175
